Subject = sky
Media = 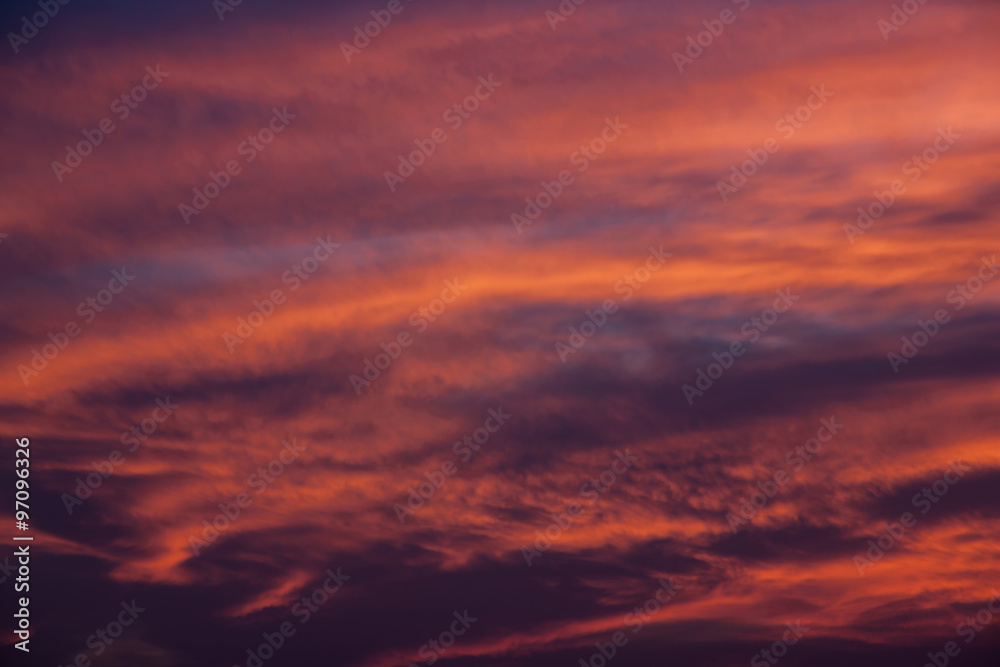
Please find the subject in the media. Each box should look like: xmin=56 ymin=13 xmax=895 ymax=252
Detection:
xmin=1 ymin=0 xmax=999 ymax=665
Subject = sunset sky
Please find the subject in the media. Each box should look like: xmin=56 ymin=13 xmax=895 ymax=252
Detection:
xmin=1 ymin=0 xmax=999 ymax=665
